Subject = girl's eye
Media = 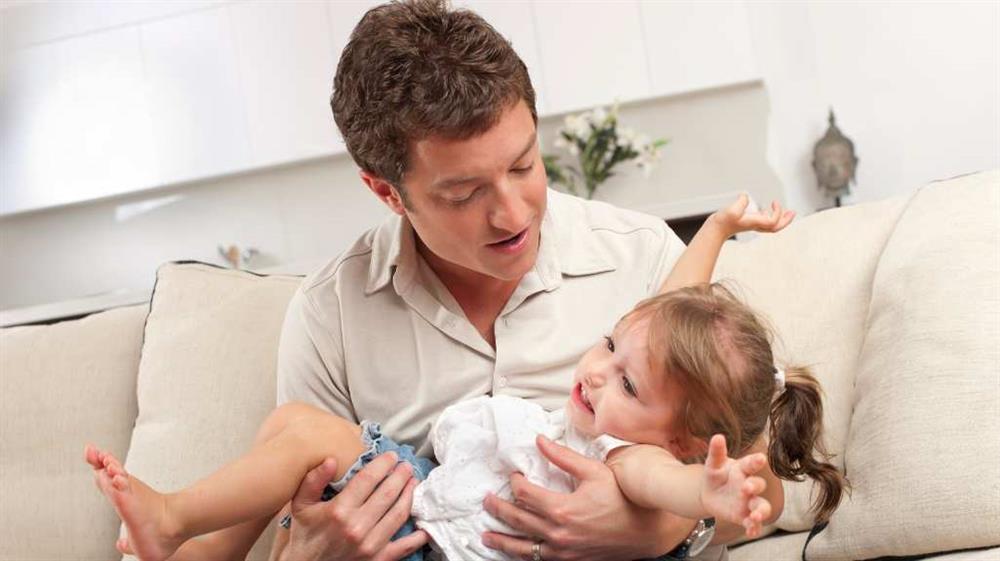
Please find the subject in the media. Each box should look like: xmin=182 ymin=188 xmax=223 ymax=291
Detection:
xmin=622 ymin=376 xmax=637 ymax=397
xmin=604 ymin=335 xmax=615 ymax=352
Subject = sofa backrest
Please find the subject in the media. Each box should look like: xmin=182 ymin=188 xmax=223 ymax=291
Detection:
xmin=0 ymin=304 xmax=148 ymax=561
xmin=714 ymin=191 xmax=911 ymax=530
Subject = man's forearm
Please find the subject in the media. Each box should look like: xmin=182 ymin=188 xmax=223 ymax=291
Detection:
xmin=268 ymin=508 xmax=290 ymax=561
xmin=653 ymin=512 xmax=700 ymax=557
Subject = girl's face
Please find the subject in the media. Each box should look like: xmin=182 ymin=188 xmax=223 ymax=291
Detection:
xmin=567 ymin=317 xmax=688 ymax=453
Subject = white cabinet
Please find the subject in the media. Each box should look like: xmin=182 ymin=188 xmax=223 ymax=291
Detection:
xmin=139 ymin=6 xmax=252 ymax=186
xmin=1 ymin=1 xmax=764 ymax=216
xmin=0 ymin=27 xmax=154 ymax=215
xmin=531 ymin=0 xmax=650 ymax=114
xmin=229 ymin=1 xmax=342 ymax=166
xmin=640 ymin=1 xmax=759 ymax=97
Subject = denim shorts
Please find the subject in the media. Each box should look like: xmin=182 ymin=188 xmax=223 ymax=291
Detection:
xmin=279 ymin=421 xmax=438 ymax=561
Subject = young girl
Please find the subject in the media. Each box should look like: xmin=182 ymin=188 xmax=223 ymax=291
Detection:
xmin=86 ymin=195 xmax=847 ymax=561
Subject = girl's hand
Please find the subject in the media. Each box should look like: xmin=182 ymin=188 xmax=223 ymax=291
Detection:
xmin=700 ymin=435 xmax=773 ymax=539
xmin=707 ymin=194 xmax=795 ymax=238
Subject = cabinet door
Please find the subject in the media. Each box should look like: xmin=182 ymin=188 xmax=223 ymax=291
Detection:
xmin=458 ymin=0 xmax=548 ymax=114
xmin=140 ymin=6 xmax=252 ymax=186
xmin=1 ymin=41 xmax=75 ymax=214
xmin=640 ymin=0 xmax=759 ymax=96
xmin=0 ymin=27 xmax=154 ymax=215
xmin=531 ymin=0 xmax=650 ymax=114
xmin=229 ymin=1 xmax=342 ymax=167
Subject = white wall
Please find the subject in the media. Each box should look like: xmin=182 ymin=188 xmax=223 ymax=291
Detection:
xmin=745 ymin=1 xmax=1000 ymax=212
xmin=1 ymin=1 xmax=998 ymax=311
xmin=0 ymin=83 xmax=779 ymax=310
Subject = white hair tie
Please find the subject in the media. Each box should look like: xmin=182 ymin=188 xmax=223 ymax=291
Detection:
xmin=774 ymin=369 xmax=786 ymax=392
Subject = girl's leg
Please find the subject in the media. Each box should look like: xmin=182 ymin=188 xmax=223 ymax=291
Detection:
xmin=86 ymin=402 xmax=366 ymax=561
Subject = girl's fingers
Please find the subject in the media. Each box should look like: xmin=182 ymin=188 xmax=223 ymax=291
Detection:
xmin=749 ymin=496 xmax=772 ymax=522
xmin=742 ymin=476 xmax=766 ymax=497
xmin=705 ymin=435 xmax=728 ymax=470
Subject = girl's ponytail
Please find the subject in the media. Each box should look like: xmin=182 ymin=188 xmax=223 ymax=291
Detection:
xmin=767 ymin=366 xmax=849 ymax=523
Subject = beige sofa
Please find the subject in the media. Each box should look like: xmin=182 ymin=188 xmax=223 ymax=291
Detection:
xmin=2 ymin=171 xmax=997 ymax=561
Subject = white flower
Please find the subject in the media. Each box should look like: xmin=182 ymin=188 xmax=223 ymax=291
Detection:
xmin=564 ymin=114 xmax=589 ymax=138
xmin=554 ymin=136 xmax=567 ymax=149
xmin=617 ymin=126 xmax=637 ymax=148
xmin=568 ymin=143 xmax=580 ymax=156
xmin=591 ymin=107 xmax=608 ymax=125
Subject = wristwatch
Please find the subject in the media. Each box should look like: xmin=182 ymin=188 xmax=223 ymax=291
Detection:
xmin=662 ymin=518 xmax=716 ymax=560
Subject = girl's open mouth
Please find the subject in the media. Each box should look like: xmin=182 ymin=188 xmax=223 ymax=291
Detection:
xmin=572 ymin=383 xmax=595 ymax=414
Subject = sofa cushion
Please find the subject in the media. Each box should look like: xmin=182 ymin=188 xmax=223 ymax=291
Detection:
xmin=729 ymin=530 xmax=809 ymax=561
xmin=121 ymin=262 xmax=301 ymax=561
xmin=806 ymin=171 xmax=1000 ymax=558
xmin=0 ymin=304 xmax=148 ymax=561
xmin=714 ymin=192 xmax=911 ymax=531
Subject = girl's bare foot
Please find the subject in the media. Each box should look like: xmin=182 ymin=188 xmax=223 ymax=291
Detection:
xmin=84 ymin=445 xmax=186 ymax=561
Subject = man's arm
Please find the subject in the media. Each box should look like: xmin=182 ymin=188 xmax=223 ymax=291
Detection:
xmin=270 ymin=289 xmax=426 ymax=561
xmin=482 ymin=436 xmax=697 ymax=560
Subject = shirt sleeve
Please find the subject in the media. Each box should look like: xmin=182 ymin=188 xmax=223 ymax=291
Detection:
xmin=588 ymin=434 xmax=634 ymax=462
xmin=646 ymin=221 xmax=687 ymax=297
xmin=276 ymin=286 xmax=358 ymax=422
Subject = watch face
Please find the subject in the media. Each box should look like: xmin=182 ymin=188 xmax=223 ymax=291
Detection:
xmin=687 ymin=519 xmax=717 ymax=558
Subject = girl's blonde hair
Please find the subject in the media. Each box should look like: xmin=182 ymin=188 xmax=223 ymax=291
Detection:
xmin=623 ymin=283 xmax=848 ymax=523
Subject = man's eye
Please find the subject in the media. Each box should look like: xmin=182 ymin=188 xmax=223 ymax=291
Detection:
xmin=448 ymin=188 xmax=480 ymax=206
xmin=511 ymin=162 xmax=534 ymax=174
xmin=604 ymin=335 xmax=615 ymax=352
xmin=622 ymin=376 xmax=637 ymax=397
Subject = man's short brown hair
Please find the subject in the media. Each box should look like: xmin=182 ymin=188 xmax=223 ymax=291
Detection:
xmin=331 ymin=0 xmax=538 ymax=188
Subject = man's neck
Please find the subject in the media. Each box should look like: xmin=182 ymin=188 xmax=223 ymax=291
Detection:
xmin=416 ymin=238 xmax=521 ymax=347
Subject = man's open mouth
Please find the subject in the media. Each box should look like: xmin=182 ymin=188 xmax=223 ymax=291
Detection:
xmin=489 ymin=228 xmax=527 ymax=247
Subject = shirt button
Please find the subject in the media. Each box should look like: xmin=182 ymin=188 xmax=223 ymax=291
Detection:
xmin=503 ymin=317 xmax=510 ymax=328
xmin=498 ymin=376 xmax=508 ymax=388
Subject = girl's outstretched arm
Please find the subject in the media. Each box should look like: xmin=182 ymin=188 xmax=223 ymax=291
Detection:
xmin=607 ymin=437 xmax=772 ymax=538
xmin=659 ymin=195 xmax=794 ymax=294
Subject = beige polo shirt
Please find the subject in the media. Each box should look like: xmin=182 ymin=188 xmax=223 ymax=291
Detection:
xmin=276 ymin=189 xmax=685 ymax=457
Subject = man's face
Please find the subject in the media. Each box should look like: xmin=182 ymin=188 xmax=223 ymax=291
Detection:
xmin=382 ymin=100 xmax=547 ymax=284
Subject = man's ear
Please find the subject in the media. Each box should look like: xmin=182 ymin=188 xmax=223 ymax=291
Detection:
xmin=359 ymin=170 xmax=407 ymax=216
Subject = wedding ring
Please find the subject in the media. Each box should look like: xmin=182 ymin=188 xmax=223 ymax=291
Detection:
xmin=532 ymin=541 xmax=543 ymax=561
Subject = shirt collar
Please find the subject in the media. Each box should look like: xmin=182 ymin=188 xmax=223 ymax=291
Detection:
xmin=364 ymin=189 xmax=617 ymax=296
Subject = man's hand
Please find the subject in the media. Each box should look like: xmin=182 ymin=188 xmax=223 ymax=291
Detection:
xmin=700 ymin=435 xmax=772 ymax=539
xmin=273 ymin=454 xmax=428 ymax=561
xmin=481 ymin=436 xmax=694 ymax=561
xmin=707 ymin=194 xmax=795 ymax=239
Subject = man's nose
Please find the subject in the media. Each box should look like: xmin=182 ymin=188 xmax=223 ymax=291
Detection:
xmin=490 ymin=180 xmax=529 ymax=232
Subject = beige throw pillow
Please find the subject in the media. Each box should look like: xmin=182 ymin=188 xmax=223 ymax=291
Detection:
xmin=806 ymin=171 xmax=1000 ymax=558
xmin=1 ymin=304 xmax=148 ymax=561
xmin=714 ymin=193 xmax=911 ymax=531
xmin=121 ymin=262 xmax=301 ymax=561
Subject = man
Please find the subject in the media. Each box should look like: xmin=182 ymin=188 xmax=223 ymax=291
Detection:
xmin=270 ymin=1 xmax=705 ymax=560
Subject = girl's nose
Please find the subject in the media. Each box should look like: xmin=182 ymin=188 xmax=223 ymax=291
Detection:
xmin=586 ymin=367 xmax=607 ymax=389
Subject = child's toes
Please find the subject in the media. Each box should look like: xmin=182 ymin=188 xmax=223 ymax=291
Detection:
xmin=84 ymin=445 xmax=101 ymax=468
xmin=111 ymin=474 xmax=130 ymax=493
xmin=116 ymin=536 xmax=135 ymax=555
